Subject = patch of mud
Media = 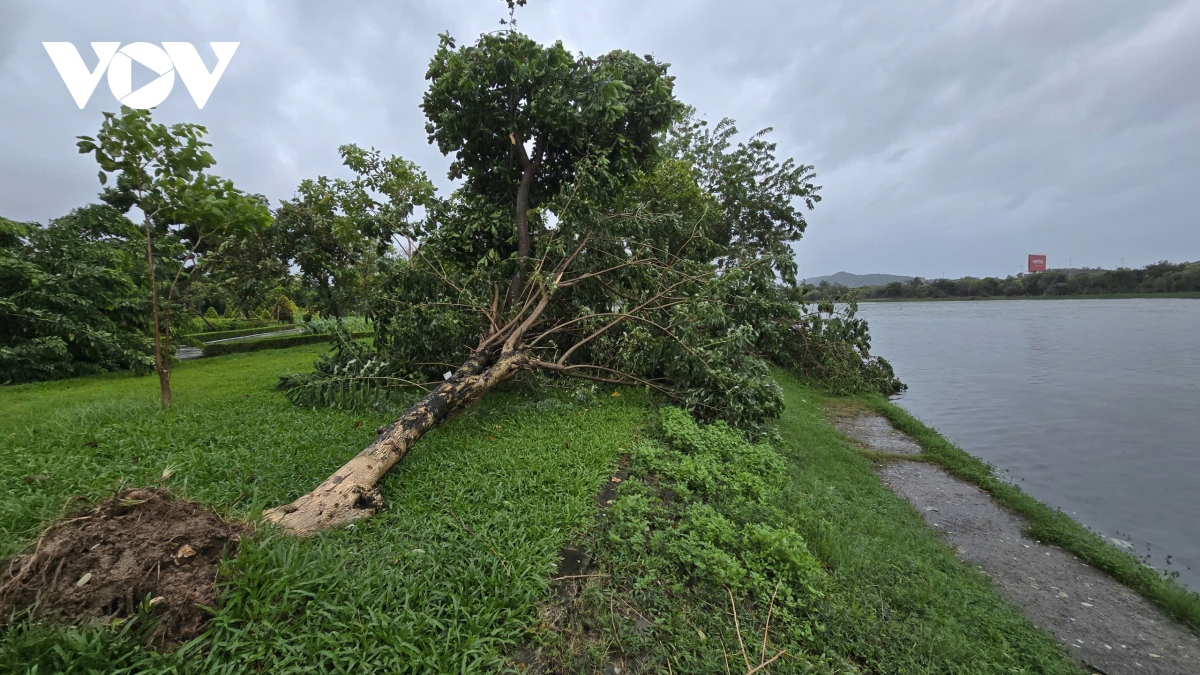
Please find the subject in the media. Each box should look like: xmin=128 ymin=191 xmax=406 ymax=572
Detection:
xmin=877 ymin=451 xmax=1200 ymax=674
xmin=515 ymin=458 xmax=646 ymax=674
xmin=0 ymin=489 xmax=242 ymax=647
xmin=830 ymin=412 xmax=923 ymax=456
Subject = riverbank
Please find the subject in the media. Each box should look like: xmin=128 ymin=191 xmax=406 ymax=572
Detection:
xmin=1 ymin=347 xmax=1102 ymax=672
xmin=860 ymin=291 xmax=1200 ymax=302
xmin=828 ymin=401 xmax=1200 ymax=673
xmin=852 ymin=396 xmax=1200 ymax=635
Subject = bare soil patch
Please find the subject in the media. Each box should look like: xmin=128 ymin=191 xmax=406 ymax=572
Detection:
xmin=0 ymin=489 xmax=242 ymax=647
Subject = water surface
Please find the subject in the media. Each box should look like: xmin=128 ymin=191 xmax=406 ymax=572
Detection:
xmin=856 ymin=298 xmax=1200 ymax=591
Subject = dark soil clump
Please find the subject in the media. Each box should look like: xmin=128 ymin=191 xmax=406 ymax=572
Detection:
xmin=0 ymin=488 xmax=242 ymax=647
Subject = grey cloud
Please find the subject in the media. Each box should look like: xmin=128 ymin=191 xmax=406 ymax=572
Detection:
xmin=1 ymin=0 xmax=1196 ymax=278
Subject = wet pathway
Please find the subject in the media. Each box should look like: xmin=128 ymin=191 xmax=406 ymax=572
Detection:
xmin=832 ymin=411 xmax=1200 ymax=675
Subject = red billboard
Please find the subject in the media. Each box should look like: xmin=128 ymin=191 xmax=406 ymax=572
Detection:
xmin=1028 ymin=254 xmax=1047 ymax=272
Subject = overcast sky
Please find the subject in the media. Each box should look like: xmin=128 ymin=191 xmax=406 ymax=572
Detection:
xmin=2 ymin=0 xmax=1197 ymax=279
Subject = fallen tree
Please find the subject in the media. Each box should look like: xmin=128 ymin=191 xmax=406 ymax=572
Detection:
xmin=266 ymin=27 xmax=896 ymax=535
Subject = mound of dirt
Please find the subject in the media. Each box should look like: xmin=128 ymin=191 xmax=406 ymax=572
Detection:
xmin=0 ymin=488 xmax=242 ymax=646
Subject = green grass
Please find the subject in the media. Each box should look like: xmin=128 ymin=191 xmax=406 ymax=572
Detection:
xmin=1 ymin=352 xmax=1105 ymax=673
xmin=772 ymin=372 xmax=1083 ymax=672
xmin=858 ymin=395 xmax=1200 ymax=636
xmin=532 ymin=369 xmax=1085 ymax=674
xmin=0 ymin=347 xmax=646 ymax=673
xmin=861 ymin=291 xmax=1200 ymax=302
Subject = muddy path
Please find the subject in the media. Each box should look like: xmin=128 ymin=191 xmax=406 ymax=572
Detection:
xmin=831 ymin=411 xmax=1200 ymax=675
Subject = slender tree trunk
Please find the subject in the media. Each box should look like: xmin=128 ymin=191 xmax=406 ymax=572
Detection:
xmin=515 ymin=163 xmax=534 ymax=261
xmin=263 ymin=349 xmax=531 ymax=535
xmin=508 ymin=163 xmax=537 ymax=303
xmin=144 ymin=219 xmax=171 ymax=408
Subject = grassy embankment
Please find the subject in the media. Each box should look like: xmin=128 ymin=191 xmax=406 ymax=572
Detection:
xmin=861 ymin=291 xmax=1200 ymax=302
xmin=850 ymin=395 xmax=1200 ymax=636
xmin=1 ymin=350 xmax=1088 ymax=672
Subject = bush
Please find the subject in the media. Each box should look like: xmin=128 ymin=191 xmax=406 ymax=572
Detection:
xmin=185 ymin=325 xmax=295 ymax=342
xmin=202 ymin=330 xmax=370 ymax=357
xmin=1 ymin=207 xmax=154 ymax=384
xmin=299 ymin=316 xmax=372 ymax=335
xmin=273 ymin=295 xmax=298 ymax=323
xmin=769 ymin=295 xmax=905 ymax=396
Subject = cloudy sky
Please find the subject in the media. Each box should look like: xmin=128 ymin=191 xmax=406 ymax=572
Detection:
xmin=2 ymin=0 xmax=1197 ymax=279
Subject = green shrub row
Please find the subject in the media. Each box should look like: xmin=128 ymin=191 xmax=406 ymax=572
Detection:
xmin=190 ymin=317 xmax=274 ymax=332
xmin=202 ymin=331 xmax=370 ymax=357
xmin=186 ymin=324 xmax=297 ymax=343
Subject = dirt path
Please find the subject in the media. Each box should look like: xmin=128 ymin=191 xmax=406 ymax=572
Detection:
xmin=832 ymin=411 xmax=1200 ymax=675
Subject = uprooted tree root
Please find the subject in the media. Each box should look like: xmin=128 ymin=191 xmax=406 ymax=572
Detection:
xmin=0 ymin=489 xmax=242 ymax=648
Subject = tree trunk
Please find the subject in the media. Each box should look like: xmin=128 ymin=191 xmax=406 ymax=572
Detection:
xmin=508 ymin=162 xmax=537 ymax=303
xmin=263 ymin=349 xmax=532 ymax=535
xmin=515 ymin=162 xmax=534 ymax=261
xmin=144 ymin=219 xmax=172 ymax=409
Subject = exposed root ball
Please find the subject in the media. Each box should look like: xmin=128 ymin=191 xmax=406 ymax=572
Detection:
xmin=0 ymin=489 xmax=242 ymax=647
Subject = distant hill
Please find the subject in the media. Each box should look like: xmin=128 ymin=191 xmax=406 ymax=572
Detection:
xmin=803 ymin=272 xmax=914 ymax=288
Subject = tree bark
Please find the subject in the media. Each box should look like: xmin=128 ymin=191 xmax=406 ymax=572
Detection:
xmin=515 ymin=161 xmax=535 ymax=262
xmin=144 ymin=218 xmax=171 ymax=409
xmin=508 ymin=136 xmax=542 ymax=304
xmin=263 ymin=349 xmax=532 ymax=535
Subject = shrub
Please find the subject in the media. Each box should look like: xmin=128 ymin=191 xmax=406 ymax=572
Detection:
xmin=202 ymin=330 xmax=370 ymax=357
xmin=1 ymin=207 xmax=154 ymax=384
xmin=273 ymin=295 xmax=298 ymax=323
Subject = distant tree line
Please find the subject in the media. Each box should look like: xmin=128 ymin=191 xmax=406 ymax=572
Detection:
xmin=804 ymin=261 xmax=1200 ymax=301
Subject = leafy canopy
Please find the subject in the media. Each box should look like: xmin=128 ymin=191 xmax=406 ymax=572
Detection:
xmin=421 ymin=30 xmax=684 ymax=267
xmin=282 ymin=29 xmax=902 ymax=428
xmin=78 ymin=107 xmax=270 ymax=245
xmin=0 ymin=207 xmax=153 ymax=384
xmin=273 ymin=145 xmax=435 ymax=317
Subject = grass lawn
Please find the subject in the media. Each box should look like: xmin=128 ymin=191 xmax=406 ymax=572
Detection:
xmin=770 ymin=372 xmax=1082 ymax=673
xmin=1 ymin=350 xmax=1086 ymax=673
xmin=1 ymin=347 xmax=646 ymax=673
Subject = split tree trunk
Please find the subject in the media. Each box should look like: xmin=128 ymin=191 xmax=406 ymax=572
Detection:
xmin=263 ymin=349 xmax=532 ymax=535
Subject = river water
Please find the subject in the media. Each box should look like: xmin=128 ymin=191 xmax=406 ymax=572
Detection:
xmin=855 ymin=298 xmax=1200 ymax=591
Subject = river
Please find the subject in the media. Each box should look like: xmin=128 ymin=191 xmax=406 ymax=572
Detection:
xmin=855 ymin=298 xmax=1200 ymax=591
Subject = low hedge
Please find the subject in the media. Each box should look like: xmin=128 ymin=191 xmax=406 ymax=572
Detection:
xmin=190 ymin=318 xmax=273 ymax=331
xmin=187 ymin=324 xmax=297 ymax=343
xmin=202 ymin=331 xmax=371 ymax=357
